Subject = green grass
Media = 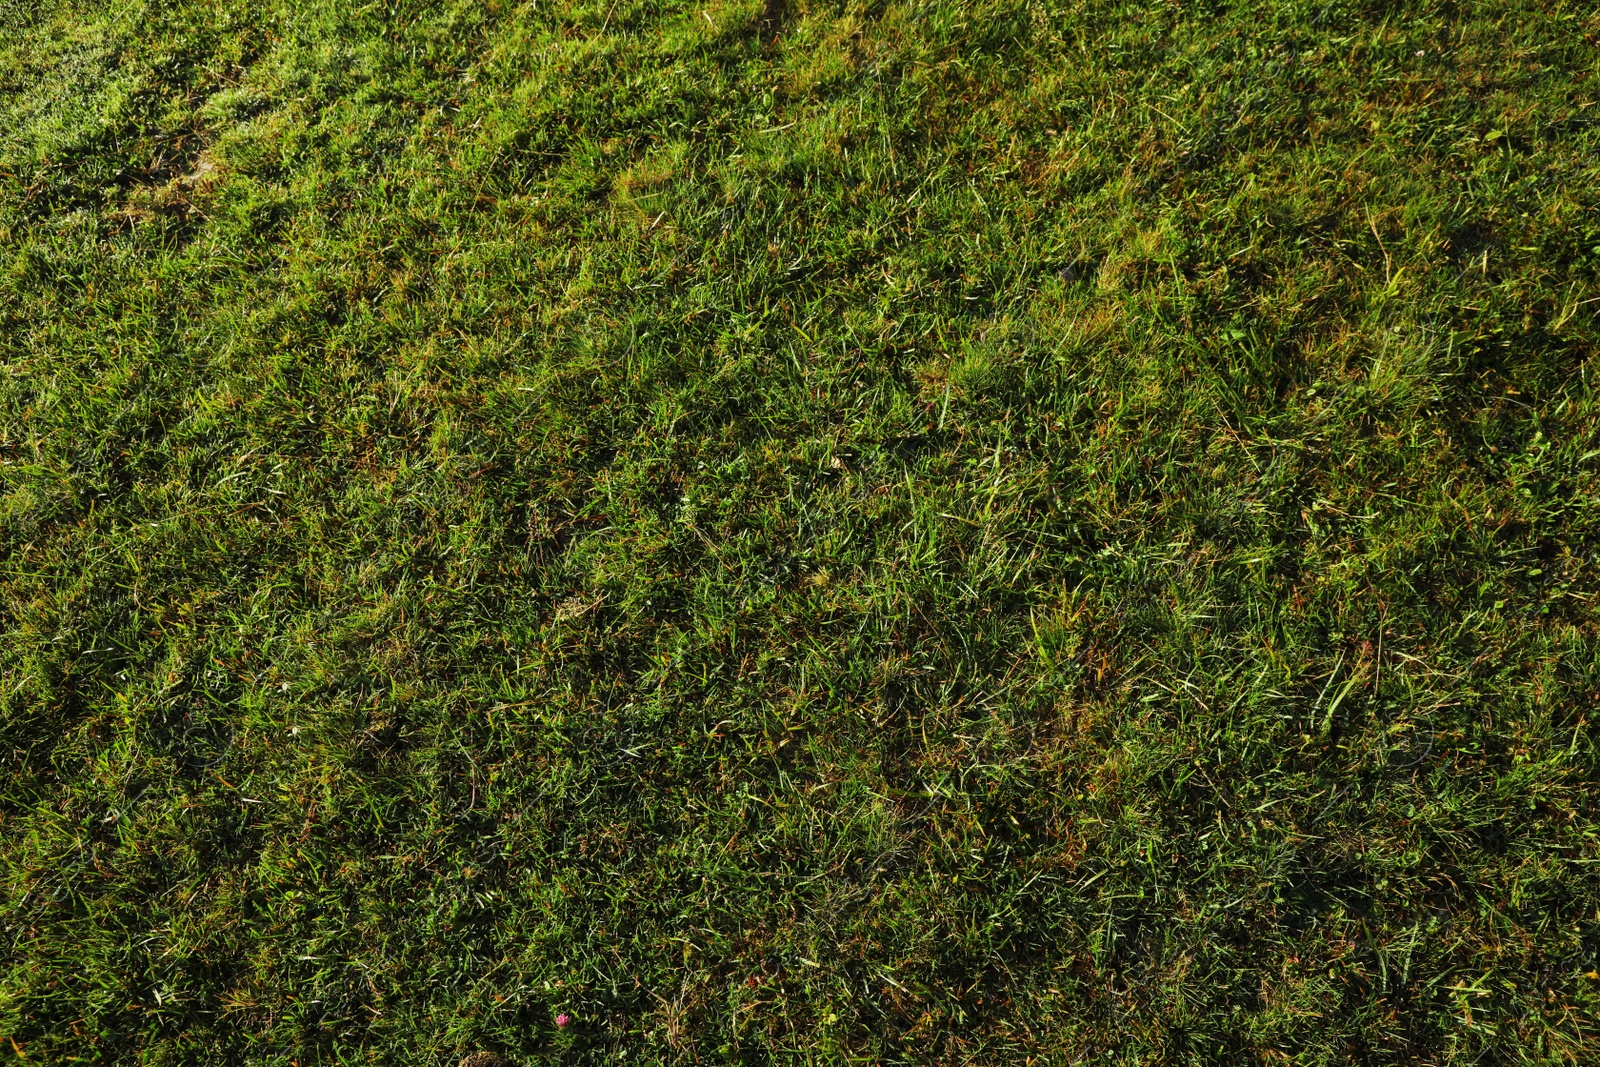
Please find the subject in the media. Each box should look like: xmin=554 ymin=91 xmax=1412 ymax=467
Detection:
xmin=2 ymin=0 xmax=1599 ymax=1062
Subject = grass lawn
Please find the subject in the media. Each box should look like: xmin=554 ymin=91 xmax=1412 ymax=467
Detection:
xmin=3 ymin=0 xmax=1600 ymax=1062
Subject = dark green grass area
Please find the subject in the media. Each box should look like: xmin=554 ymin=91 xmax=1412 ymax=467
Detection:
xmin=2 ymin=0 xmax=1600 ymax=1061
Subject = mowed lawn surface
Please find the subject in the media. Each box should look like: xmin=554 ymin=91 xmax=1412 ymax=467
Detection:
xmin=2 ymin=0 xmax=1599 ymax=1062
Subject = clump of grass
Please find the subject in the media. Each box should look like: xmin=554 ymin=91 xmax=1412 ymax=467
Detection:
xmin=2 ymin=0 xmax=1599 ymax=1063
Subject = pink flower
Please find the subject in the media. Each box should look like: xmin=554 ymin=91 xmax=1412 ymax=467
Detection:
xmin=555 ymin=1013 xmax=571 ymax=1029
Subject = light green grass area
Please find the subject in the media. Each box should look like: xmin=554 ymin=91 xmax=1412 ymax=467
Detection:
xmin=2 ymin=0 xmax=1599 ymax=1062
